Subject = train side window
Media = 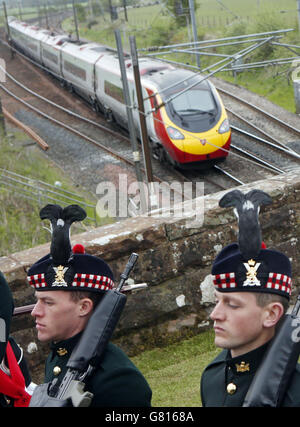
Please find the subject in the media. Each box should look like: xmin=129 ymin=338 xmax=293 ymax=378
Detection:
xmin=42 ymin=49 xmax=58 ymax=64
xmin=63 ymin=60 xmax=86 ymax=81
xmin=104 ymin=80 xmax=124 ymax=103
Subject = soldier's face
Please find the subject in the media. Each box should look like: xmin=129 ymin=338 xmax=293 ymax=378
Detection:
xmin=210 ymin=291 xmax=275 ymax=358
xmin=31 ymin=291 xmax=91 ymax=343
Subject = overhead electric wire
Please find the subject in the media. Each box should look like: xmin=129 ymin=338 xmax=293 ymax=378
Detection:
xmin=3 ymin=25 xmax=297 ymax=115
xmin=137 ymin=28 xmax=294 ymax=52
xmin=1 ymin=33 xmax=298 ymax=176
xmin=0 ymin=52 xmax=291 ymax=177
xmin=144 ymin=33 xmax=299 ymax=107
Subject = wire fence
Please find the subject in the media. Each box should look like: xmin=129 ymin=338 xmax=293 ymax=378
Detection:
xmin=0 ymin=168 xmax=98 ymax=225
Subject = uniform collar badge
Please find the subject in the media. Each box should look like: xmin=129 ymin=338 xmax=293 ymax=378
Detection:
xmin=243 ymin=259 xmax=261 ymax=286
xmin=57 ymin=347 xmax=68 ymax=356
xmin=235 ymin=361 xmax=250 ymax=373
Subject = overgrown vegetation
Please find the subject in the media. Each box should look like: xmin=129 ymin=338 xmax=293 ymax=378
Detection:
xmin=0 ymin=131 xmax=100 ymax=256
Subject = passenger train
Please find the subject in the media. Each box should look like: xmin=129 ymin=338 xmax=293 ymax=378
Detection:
xmin=7 ymin=17 xmax=231 ymax=169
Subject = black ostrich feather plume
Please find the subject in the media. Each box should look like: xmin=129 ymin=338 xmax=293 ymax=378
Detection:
xmin=219 ymin=189 xmax=272 ymax=260
xmin=40 ymin=204 xmax=87 ymax=266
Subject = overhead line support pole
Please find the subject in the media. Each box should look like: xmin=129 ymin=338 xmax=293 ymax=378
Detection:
xmin=129 ymin=35 xmax=154 ymax=185
xmin=114 ymin=29 xmax=147 ymax=215
xmin=72 ymin=0 xmax=80 ymax=42
xmin=129 ymin=35 xmax=157 ymax=211
xmin=298 ymin=0 xmax=300 ymax=32
xmin=188 ymin=0 xmax=200 ymax=68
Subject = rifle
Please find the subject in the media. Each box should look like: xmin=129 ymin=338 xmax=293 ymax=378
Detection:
xmin=243 ymin=294 xmax=300 ymax=407
xmin=29 ymin=252 xmax=141 ymax=407
xmin=13 ymin=285 xmax=146 ymax=316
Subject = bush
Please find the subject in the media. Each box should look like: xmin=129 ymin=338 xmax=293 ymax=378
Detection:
xmin=147 ymin=20 xmax=176 ymax=47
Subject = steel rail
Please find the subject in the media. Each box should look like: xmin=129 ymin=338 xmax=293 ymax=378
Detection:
xmin=0 ymin=79 xmax=285 ymax=184
xmin=231 ymin=126 xmax=300 ymax=160
xmin=0 ymin=61 xmax=132 ymax=145
xmin=0 ymin=83 xmax=142 ymax=170
xmin=230 ymin=144 xmax=285 ymax=174
xmin=216 ymin=86 xmax=300 ymax=137
xmin=213 ymin=165 xmax=245 ymax=185
xmin=175 ymin=167 xmax=235 ymax=191
xmin=0 ymin=82 xmax=192 ymax=201
xmin=1 ymin=36 xmax=289 ymax=185
xmin=226 ymin=106 xmax=300 ymax=154
xmin=0 ymin=34 xmax=285 ymax=174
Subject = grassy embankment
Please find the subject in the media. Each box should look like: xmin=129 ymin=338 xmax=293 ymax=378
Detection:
xmin=131 ymin=328 xmax=218 ymax=407
xmin=0 ymin=130 xmax=101 ymax=256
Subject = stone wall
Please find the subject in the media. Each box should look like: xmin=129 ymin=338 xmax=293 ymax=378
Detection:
xmin=2 ymin=170 xmax=300 ymax=382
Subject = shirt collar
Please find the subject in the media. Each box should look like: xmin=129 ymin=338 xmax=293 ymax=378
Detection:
xmin=50 ymin=331 xmax=83 ymax=358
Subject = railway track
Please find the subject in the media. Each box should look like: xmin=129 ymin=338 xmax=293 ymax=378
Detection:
xmin=172 ymin=106 xmax=300 ymax=191
xmin=0 ymin=38 xmax=237 ymax=196
xmin=216 ymin=85 xmax=300 ymax=141
xmin=0 ymin=43 xmax=176 ymax=181
xmin=214 ymin=83 xmax=300 ymax=169
xmin=0 ymin=37 xmax=299 ymax=210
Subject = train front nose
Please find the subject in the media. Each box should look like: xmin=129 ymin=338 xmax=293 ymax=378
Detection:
xmin=180 ymin=127 xmax=230 ymax=161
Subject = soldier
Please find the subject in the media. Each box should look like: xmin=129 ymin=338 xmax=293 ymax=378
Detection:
xmin=200 ymin=189 xmax=300 ymax=407
xmin=27 ymin=204 xmax=152 ymax=407
xmin=0 ymin=271 xmax=34 ymax=406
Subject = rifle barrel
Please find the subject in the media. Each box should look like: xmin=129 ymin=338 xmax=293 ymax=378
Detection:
xmin=13 ymin=283 xmax=147 ymax=316
xmin=13 ymin=304 xmax=35 ymax=316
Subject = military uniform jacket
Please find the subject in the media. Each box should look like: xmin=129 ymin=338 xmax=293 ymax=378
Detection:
xmin=201 ymin=342 xmax=300 ymax=407
xmin=44 ymin=333 xmax=152 ymax=407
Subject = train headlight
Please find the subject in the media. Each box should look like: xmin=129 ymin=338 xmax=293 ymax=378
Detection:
xmin=167 ymin=126 xmax=185 ymax=140
xmin=218 ymin=118 xmax=230 ymax=134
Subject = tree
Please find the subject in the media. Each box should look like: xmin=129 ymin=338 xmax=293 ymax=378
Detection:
xmin=75 ymin=3 xmax=87 ymax=22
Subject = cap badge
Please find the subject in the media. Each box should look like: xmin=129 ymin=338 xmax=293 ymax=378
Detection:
xmin=53 ymin=265 xmax=68 ymax=287
xmin=243 ymin=259 xmax=261 ymax=286
xmin=235 ymin=361 xmax=250 ymax=373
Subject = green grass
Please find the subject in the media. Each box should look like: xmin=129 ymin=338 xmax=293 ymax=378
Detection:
xmin=0 ymin=131 xmax=111 ymax=256
xmin=62 ymin=0 xmax=299 ymax=45
xmin=1 ymin=131 xmax=73 ymax=185
xmin=193 ymin=0 xmax=298 ymax=22
xmin=223 ymin=67 xmax=296 ymax=112
xmin=131 ymin=328 xmax=219 ymax=407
